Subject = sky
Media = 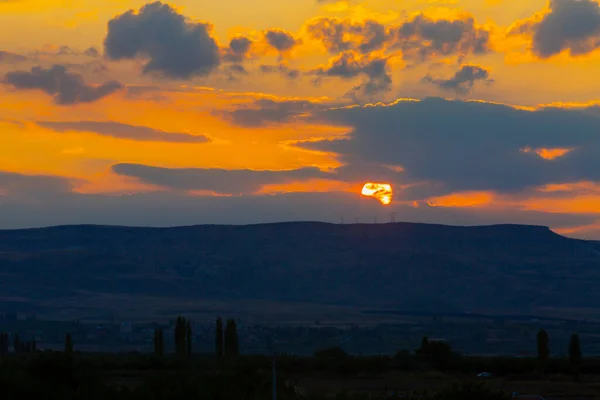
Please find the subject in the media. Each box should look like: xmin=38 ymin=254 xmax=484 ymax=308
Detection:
xmin=2 ymin=0 xmax=600 ymax=239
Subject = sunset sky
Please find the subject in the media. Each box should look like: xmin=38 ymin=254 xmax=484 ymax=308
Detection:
xmin=2 ymin=0 xmax=600 ymax=238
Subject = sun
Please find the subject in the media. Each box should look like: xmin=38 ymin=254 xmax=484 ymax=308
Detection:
xmin=361 ymin=183 xmax=393 ymax=205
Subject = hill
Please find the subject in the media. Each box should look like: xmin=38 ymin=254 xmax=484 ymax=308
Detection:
xmin=1 ymin=221 xmax=599 ymax=320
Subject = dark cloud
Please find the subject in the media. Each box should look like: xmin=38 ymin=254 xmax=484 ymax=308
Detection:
xmin=306 ymin=14 xmax=490 ymax=63
xmin=83 ymin=47 xmax=100 ymax=57
xmin=422 ymin=65 xmax=493 ymax=94
xmin=311 ymin=51 xmax=392 ymax=99
xmin=307 ymin=17 xmax=388 ymax=54
xmin=215 ymin=98 xmax=324 ymax=127
xmin=264 ymin=29 xmax=300 ymax=52
xmin=259 ymin=63 xmax=300 ymax=79
xmin=63 ymin=60 xmax=109 ymax=75
xmin=223 ymin=36 xmax=253 ymax=63
xmin=111 ymin=163 xmax=330 ymax=194
xmin=298 ymin=97 xmax=600 ymax=193
xmin=3 ymin=65 xmax=122 ymax=105
xmin=0 ymin=50 xmax=27 ymax=63
xmin=0 ymin=170 xmax=76 ymax=198
xmin=104 ymin=1 xmax=220 ymax=79
xmin=36 ymin=121 xmax=210 ymax=143
xmin=390 ymin=14 xmax=490 ymax=61
xmin=528 ymin=0 xmax=600 ymax=58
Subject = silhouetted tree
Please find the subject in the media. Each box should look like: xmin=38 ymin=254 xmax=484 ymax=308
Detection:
xmin=153 ymin=328 xmax=164 ymax=357
xmin=416 ymin=335 xmax=430 ymax=356
xmin=537 ymin=329 xmax=550 ymax=380
xmin=13 ymin=334 xmax=20 ymax=355
xmin=186 ymin=320 xmax=193 ymax=358
xmin=224 ymin=319 xmax=239 ymax=357
xmin=64 ymin=332 xmax=74 ymax=355
xmin=569 ymin=333 xmax=582 ymax=382
xmin=0 ymin=332 xmax=8 ymax=359
xmin=215 ymin=318 xmax=224 ymax=357
xmin=174 ymin=316 xmax=187 ymax=357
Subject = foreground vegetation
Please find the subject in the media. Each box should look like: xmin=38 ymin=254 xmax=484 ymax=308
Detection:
xmin=0 ymin=318 xmax=595 ymax=399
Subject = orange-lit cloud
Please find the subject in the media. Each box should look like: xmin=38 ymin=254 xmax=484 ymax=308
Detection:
xmin=425 ymin=191 xmax=494 ymax=208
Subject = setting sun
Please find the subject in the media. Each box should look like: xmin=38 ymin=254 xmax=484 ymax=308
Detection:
xmin=361 ymin=183 xmax=393 ymax=205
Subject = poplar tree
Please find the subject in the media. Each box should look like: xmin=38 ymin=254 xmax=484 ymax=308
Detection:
xmin=174 ymin=316 xmax=186 ymax=357
xmin=537 ymin=329 xmax=550 ymax=380
xmin=64 ymin=333 xmax=74 ymax=355
xmin=224 ymin=319 xmax=239 ymax=357
xmin=153 ymin=328 xmax=164 ymax=357
xmin=215 ymin=318 xmax=224 ymax=357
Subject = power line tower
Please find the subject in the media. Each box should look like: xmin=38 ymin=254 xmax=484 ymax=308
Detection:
xmin=390 ymin=212 xmax=397 ymax=223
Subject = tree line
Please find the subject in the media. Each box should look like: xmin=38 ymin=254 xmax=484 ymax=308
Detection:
xmin=152 ymin=316 xmax=239 ymax=359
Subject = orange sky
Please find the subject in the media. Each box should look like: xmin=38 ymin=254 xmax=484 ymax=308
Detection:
xmin=1 ymin=0 xmax=600 ymax=238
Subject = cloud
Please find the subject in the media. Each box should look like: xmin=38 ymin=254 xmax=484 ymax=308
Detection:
xmin=422 ymin=65 xmax=493 ymax=93
xmin=111 ymin=163 xmax=331 ymax=194
xmin=298 ymin=97 xmax=600 ymax=194
xmin=215 ymin=98 xmax=324 ymax=127
xmin=259 ymin=63 xmax=301 ymax=79
xmin=305 ymin=13 xmax=490 ymax=62
xmin=0 ymin=50 xmax=27 ymax=63
xmin=390 ymin=14 xmax=490 ymax=61
xmin=3 ymin=65 xmax=122 ymax=105
xmin=306 ymin=17 xmax=387 ymax=54
xmin=0 ymin=170 xmax=76 ymax=198
xmin=36 ymin=121 xmax=210 ymax=143
xmin=517 ymin=0 xmax=600 ymax=58
xmin=311 ymin=51 xmax=393 ymax=99
xmin=223 ymin=36 xmax=253 ymax=63
xmin=264 ymin=29 xmax=300 ymax=52
xmin=103 ymin=1 xmax=220 ymax=79
xmin=83 ymin=47 xmax=100 ymax=57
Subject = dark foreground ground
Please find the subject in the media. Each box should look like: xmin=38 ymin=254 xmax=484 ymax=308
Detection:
xmin=3 ymin=350 xmax=600 ymax=399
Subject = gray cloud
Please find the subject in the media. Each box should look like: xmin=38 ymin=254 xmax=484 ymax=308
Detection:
xmin=306 ymin=14 xmax=490 ymax=62
xmin=224 ymin=36 xmax=253 ymax=63
xmin=215 ymin=98 xmax=324 ymax=127
xmin=103 ymin=1 xmax=220 ymax=79
xmin=0 ymin=50 xmax=27 ymax=63
xmin=0 ymin=170 xmax=76 ymax=198
xmin=529 ymin=0 xmax=600 ymax=58
xmin=311 ymin=51 xmax=392 ymax=99
xmin=422 ymin=65 xmax=493 ymax=94
xmin=36 ymin=121 xmax=210 ymax=143
xmin=264 ymin=29 xmax=300 ymax=52
xmin=390 ymin=14 xmax=490 ymax=61
xmin=111 ymin=163 xmax=330 ymax=194
xmin=298 ymin=97 xmax=600 ymax=193
xmin=3 ymin=65 xmax=122 ymax=105
xmin=83 ymin=47 xmax=100 ymax=57
xmin=259 ymin=63 xmax=300 ymax=79
xmin=307 ymin=18 xmax=388 ymax=54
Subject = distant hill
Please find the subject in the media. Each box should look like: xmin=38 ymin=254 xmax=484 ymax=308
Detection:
xmin=1 ymin=221 xmax=600 ymax=320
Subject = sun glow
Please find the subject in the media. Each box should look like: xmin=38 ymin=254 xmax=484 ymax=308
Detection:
xmin=361 ymin=182 xmax=393 ymax=205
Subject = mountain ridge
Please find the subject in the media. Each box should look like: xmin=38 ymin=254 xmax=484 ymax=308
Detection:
xmin=1 ymin=221 xmax=599 ymax=320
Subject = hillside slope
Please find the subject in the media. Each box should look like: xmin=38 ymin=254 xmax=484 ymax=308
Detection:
xmin=1 ymin=222 xmax=599 ymax=318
